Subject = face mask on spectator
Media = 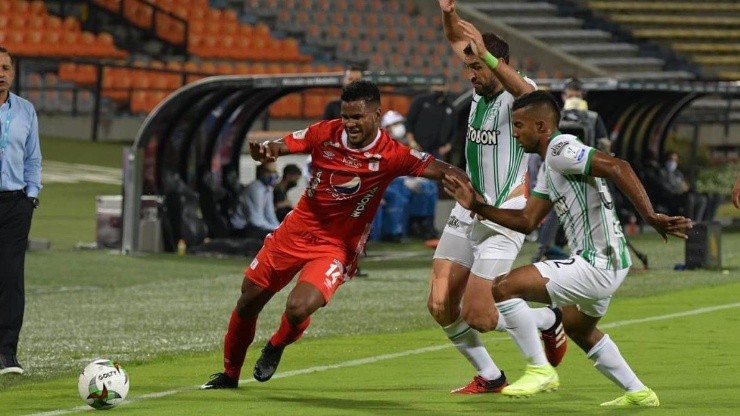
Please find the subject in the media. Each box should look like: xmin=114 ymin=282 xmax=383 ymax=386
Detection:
xmin=665 ymin=160 xmax=678 ymax=172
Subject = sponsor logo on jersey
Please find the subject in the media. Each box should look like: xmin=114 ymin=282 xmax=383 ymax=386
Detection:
xmin=306 ymin=169 xmax=322 ymax=197
xmin=369 ymin=160 xmax=379 ymax=171
xmin=467 ymin=126 xmax=500 ymax=145
xmin=322 ymin=140 xmax=341 ymax=148
xmin=292 ymin=128 xmax=308 ymax=139
xmin=322 ymin=150 xmax=335 ymax=159
xmin=350 ymin=186 xmax=379 ymax=217
xmin=563 ymin=144 xmax=584 ymax=161
xmin=330 ymin=171 xmax=362 ymax=196
xmin=343 ymin=156 xmax=362 ymax=168
xmin=551 ymin=141 xmax=567 ymax=156
xmin=410 ymin=149 xmax=430 ymax=161
xmin=447 ymin=215 xmax=461 ymax=229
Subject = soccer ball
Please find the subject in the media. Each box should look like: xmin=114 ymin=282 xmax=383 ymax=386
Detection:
xmin=77 ymin=359 xmax=129 ymax=410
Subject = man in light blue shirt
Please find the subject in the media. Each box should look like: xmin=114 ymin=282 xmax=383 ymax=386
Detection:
xmin=230 ymin=162 xmax=280 ymax=240
xmin=0 ymin=46 xmax=42 ymax=376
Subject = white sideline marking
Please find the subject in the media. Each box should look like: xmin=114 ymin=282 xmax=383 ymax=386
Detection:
xmin=26 ymin=301 xmax=740 ymax=416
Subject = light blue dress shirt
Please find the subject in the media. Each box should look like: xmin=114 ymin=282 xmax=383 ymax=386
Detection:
xmin=230 ymin=179 xmax=279 ymax=231
xmin=0 ymin=93 xmax=42 ymax=197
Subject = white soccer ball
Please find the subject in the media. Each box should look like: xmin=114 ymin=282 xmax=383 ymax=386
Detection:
xmin=77 ymin=359 xmax=129 ymax=410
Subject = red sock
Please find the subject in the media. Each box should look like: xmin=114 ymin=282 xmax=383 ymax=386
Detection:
xmin=223 ymin=309 xmax=257 ymax=380
xmin=269 ymin=313 xmax=311 ymax=348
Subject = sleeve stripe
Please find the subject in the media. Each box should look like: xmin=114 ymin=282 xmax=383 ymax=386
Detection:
xmin=531 ymin=190 xmax=550 ymax=200
xmin=584 ymin=148 xmax=597 ymax=175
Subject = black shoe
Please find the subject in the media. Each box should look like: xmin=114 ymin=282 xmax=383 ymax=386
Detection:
xmin=0 ymin=354 xmax=24 ymax=375
xmin=253 ymin=342 xmax=285 ymax=382
xmin=200 ymin=372 xmax=238 ymax=389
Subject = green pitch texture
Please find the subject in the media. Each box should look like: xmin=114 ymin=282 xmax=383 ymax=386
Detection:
xmin=0 ymin=137 xmax=737 ymax=415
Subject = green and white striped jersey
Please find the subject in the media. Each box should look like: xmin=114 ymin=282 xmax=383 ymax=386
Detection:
xmin=532 ymin=132 xmax=632 ymax=270
xmin=466 ymin=83 xmax=532 ymax=207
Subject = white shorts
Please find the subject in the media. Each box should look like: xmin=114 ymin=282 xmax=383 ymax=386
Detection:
xmin=434 ymin=198 xmax=526 ymax=280
xmin=534 ymin=255 xmax=629 ymax=318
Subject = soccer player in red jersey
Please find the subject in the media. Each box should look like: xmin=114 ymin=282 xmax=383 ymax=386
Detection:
xmin=202 ymin=80 xmax=469 ymax=389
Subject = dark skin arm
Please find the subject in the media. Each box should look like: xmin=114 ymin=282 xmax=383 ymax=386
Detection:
xmin=249 ymin=139 xmax=290 ymax=163
xmin=421 ymin=158 xmax=469 ymax=183
xmin=589 ymin=151 xmax=692 ymax=240
xmin=444 ymin=151 xmax=692 ymax=239
xmin=443 ymin=174 xmax=552 ymax=234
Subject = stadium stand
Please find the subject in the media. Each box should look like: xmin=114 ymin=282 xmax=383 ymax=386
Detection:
xmin=584 ymin=0 xmax=740 ymax=80
xmin=465 ymin=1 xmax=696 ymax=79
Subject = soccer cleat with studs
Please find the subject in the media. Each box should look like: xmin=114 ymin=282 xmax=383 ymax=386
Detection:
xmin=600 ymin=387 xmax=660 ymax=407
xmin=253 ymin=342 xmax=285 ymax=382
xmin=451 ymin=372 xmax=508 ymax=394
xmin=200 ymin=372 xmax=238 ymax=389
xmin=541 ymin=306 xmax=567 ymax=367
xmin=501 ymin=364 xmax=559 ymax=398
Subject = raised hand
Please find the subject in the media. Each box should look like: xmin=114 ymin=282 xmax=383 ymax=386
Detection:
xmin=249 ymin=141 xmax=277 ymax=163
xmin=438 ymin=0 xmax=455 ymax=13
xmin=458 ymin=19 xmax=486 ymax=58
xmin=646 ymin=213 xmax=693 ymax=241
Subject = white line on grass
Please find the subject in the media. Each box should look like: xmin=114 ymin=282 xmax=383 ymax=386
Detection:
xmin=27 ymin=301 xmax=740 ymax=416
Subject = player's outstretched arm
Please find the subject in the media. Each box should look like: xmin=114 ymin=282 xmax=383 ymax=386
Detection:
xmin=249 ymin=139 xmax=290 ymax=163
xmin=588 ymin=151 xmax=692 ymax=241
xmin=443 ymin=175 xmax=551 ymax=233
xmin=439 ymin=0 xmax=468 ymax=61
xmin=457 ymin=19 xmax=535 ymax=98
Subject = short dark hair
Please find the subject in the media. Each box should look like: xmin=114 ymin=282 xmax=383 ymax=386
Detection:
xmin=0 ymin=46 xmax=14 ymax=66
xmin=563 ymin=78 xmax=585 ymax=96
xmin=341 ymin=80 xmax=380 ymax=106
xmin=463 ymin=33 xmax=510 ymax=64
xmin=282 ymin=164 xmax=302 ymax=177
xmin=512 ymin=90 xmax=561 ymax=126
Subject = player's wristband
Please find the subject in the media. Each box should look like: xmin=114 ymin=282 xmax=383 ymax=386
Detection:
xmin=482 ymin=51 xmax=499 ymax=70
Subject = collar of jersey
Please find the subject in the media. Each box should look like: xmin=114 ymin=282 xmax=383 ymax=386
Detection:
xmin=482 ymin=88 xmax=505 ymax=102
xmin=341 ymin=128 xmax=381 ymax=152
xmin=548 ymin=130 xmax=562 ymax=142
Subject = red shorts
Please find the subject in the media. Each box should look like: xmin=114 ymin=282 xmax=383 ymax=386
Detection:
xmin=244 ymin=223 xmax=359 ymax=303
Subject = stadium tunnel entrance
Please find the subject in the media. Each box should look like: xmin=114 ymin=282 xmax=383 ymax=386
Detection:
xmin=122 ymin=75 xmax=740 ymax=255
xmin=121 ymin=72 xmax=445 ymax=254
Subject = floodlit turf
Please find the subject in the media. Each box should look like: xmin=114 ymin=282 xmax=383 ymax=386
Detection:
xmin=2 ymin=137 xmax=738 ymax=414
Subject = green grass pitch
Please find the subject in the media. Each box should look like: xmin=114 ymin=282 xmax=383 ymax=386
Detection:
xmin=0 ymin=137 xmax=738 ymax=415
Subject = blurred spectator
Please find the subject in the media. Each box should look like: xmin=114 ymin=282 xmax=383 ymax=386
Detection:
xmin=229 ymin=162 xmax=280 ymax=240
xmin=322 ymin=66 xmax=364 ymax=120
xmin=273 ymin=164 xmax=302 ymax=222
xmin=559 ymin=78 xmax=609 ymax=149
xmin=405 ymin=84 xmax=456 ymax=161
xmin=658 ymin=151 xmax=707 ymax=221
xmin=373 ymin=111 xmax=440 ymax=241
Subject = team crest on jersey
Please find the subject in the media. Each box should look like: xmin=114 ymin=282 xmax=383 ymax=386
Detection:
xmin=369 ymin=160 xmax=380 ymax=171
xmin=330 ymin=171 xmax=362 ymax=197
xmin=292 ymin=128 xmax=308 ymax=140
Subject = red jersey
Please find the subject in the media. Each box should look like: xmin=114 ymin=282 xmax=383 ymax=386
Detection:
xmin=282 ymin=119 xmax=434 ymax=253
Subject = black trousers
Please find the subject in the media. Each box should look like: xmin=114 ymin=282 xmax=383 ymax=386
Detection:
xmin=0 ymin=192 xmax=33 ymax=356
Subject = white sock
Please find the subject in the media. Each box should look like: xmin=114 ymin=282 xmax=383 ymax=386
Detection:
xmin=496 ymin=298 xmax=548 ymax=366
xmin=494 ymin=307 xmax=554 ymax=332
xmin=443 ymin=315 xmax=502 ymax=380
xmin=587 ymin=334 xmax=646 ymax=392
xmin=532 ymin=307 xmax=556 ymax=331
